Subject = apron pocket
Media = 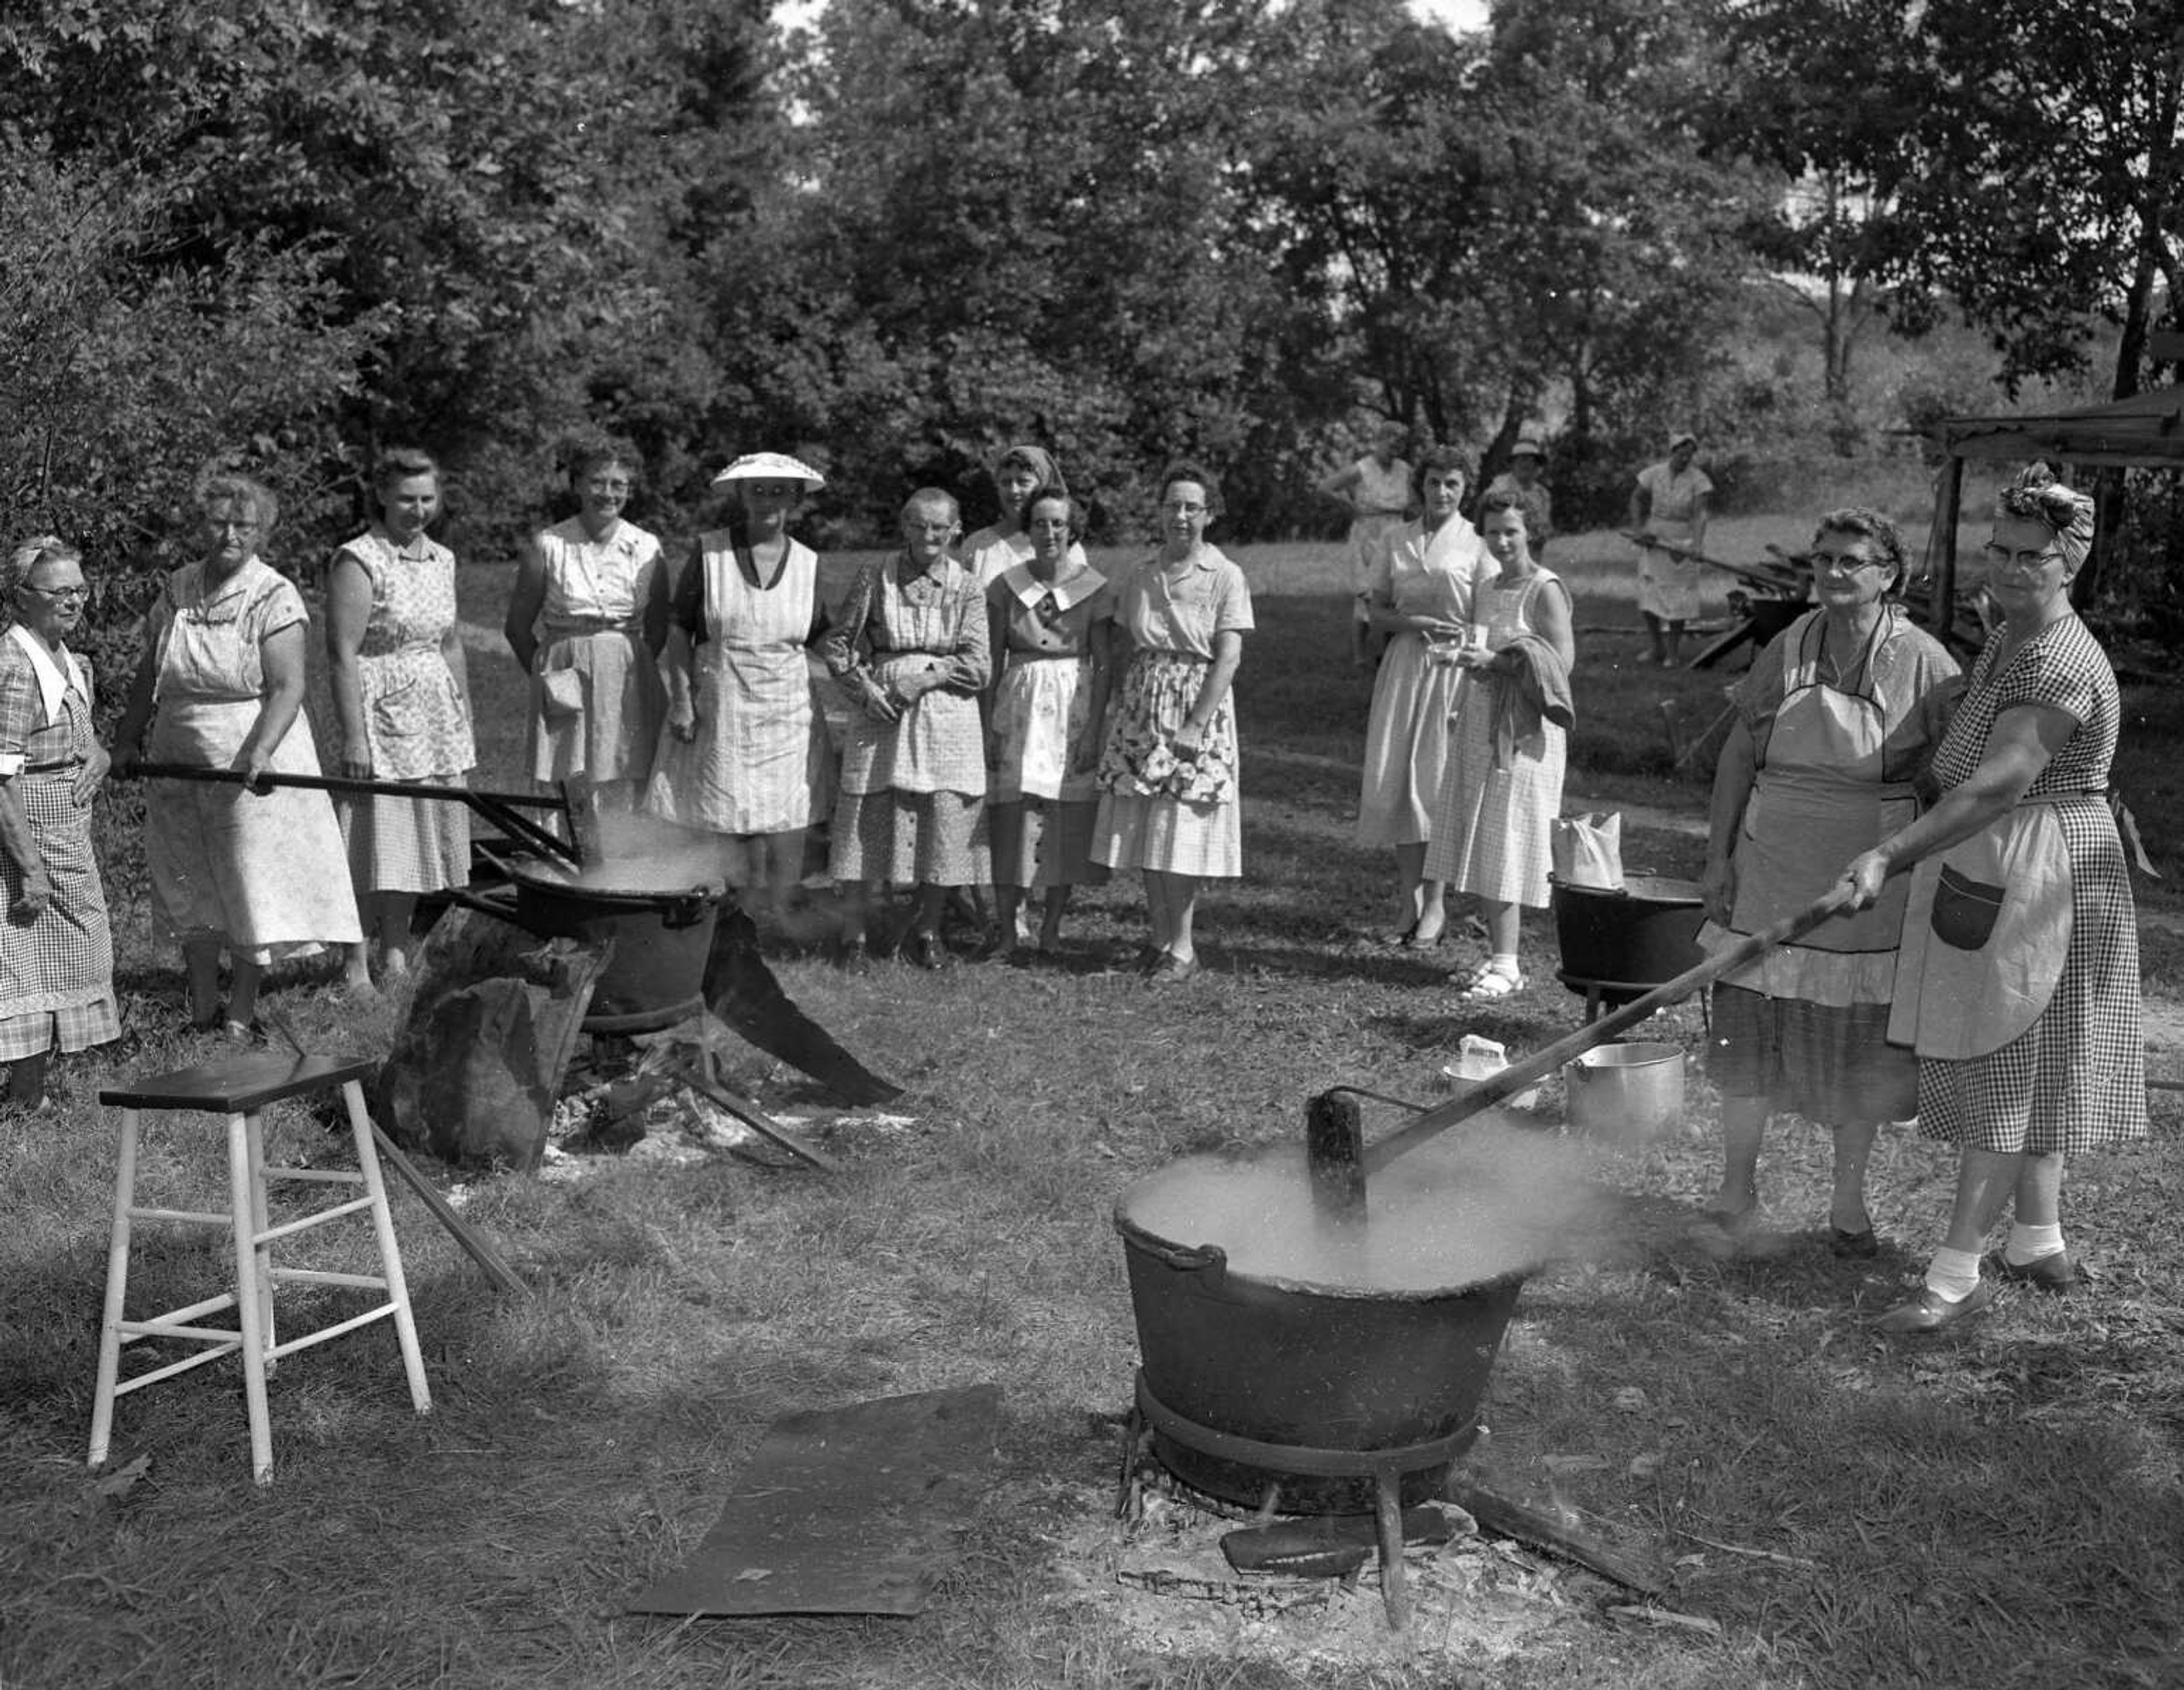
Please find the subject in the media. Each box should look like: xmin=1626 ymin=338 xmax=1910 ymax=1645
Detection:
xmin=1930 ymin=865 xmax=2005 ymax=951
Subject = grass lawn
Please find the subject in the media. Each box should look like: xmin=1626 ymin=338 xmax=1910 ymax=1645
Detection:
xmin=3 ymin=527 xmax=2180 ymax=1688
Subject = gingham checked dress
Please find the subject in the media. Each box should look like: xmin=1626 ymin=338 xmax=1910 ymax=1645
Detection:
xmin=0 ymin=626 xmax=119 ymax=1060
xmin=334 ymin=530 xmax=474 ymax=894
xmin=1893 ymin=615 xmax=2145 ymax=1154
xmin=1424 ymin=566 xmax=1569 ymax=908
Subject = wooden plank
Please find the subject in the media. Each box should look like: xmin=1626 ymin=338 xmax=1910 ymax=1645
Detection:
xmin=1443 ymin=1476 xmax=1669 ymax=1596
xmin=626 ymin=1386 xmax=1002 ymax=1617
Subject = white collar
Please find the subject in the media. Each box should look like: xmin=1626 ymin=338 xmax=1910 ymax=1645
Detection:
xmin=7 ymin=622 xmax=84 ymax=725
xmin=1001 ymin=560 xmax=1105 ymax=611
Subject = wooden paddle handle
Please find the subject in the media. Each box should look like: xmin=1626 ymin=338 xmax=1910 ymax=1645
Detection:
xmin=1360 ymin=885 xmax=1862 ymax=1176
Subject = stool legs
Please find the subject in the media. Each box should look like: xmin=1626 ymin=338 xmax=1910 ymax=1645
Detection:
xmin=226 ymin=1109 xmax=275 ymax=1485
xmin=341 ymin=1080 xmax=431 ymax=1415
xmin=86 ymin=1108 xmax=142 ymax=1471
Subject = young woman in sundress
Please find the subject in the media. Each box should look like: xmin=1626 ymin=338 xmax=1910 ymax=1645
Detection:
xmin=1426 ymin=491 xmax=1575 ymax=1001
xmin=503 ymin=436 xmax=667 ymax=837
xmin=983 ymin=484 xmax=1113 ymax=962
xmin=647 ymin=451 xmax=829 ymax=921
xmin=326 ymin=446 xmax=475 ymax=987
xmin=1092 ymin=463 xmax=1252 ymax=985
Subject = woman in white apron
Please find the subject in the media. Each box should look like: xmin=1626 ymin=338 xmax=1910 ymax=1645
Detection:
xmin=1697 ymin=509 xmax=1962 ymax=1255
xmin=1628 ymin=431 xmax=1713 ymax=668
xmin=1841 ymin=465 xmax=2146 ymax=1333
xmin=647 ymin=452 xmax=829 ymax=922
xmin=1316 ymin=426 xmax=1413 ymax=668
xmin=112 ymin=474 xmax=362 ymax=1034
xmin=1354 ymin=447 xmax=1494 ymax=948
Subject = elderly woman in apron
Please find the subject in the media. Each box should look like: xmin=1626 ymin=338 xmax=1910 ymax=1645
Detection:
xmin=112 ymin=474 xmax=362 ymax=1034
xmin=1628 ymin=431 xmax=1713 ymax=668
xmin=1842 ymin=465 xmax=2146 ymax=1333
xmin=647 ymin=452 xmax=829 ymax=923
xmin=1698 ymin=509 xmax=1962 ymax=1255
xmin=0 ymin=536 xmax=119 ymax=1109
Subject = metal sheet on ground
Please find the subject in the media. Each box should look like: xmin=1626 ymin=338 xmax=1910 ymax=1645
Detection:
xmin=627 ymin=1385 xmax=1002 ymax=1617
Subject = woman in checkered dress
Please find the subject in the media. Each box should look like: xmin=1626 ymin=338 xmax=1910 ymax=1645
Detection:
xmin=819 ymin=489 xmax=991 ymax=970
xmin=0 ymin=537 xmax=119 ymax=1108
xmin=1842 ymin=464 xmax=2146 ymax=1334
xmin=326 ymin=447 xmax=475 ymax=989
xmin=1425 ymin=492 xmax=1574 ymax=1001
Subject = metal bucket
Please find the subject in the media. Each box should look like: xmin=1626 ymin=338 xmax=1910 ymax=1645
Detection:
xmin=1552 ymin=875 xmax=1706 ymax=988
xmin=1563 ymin=1040 xmax=1685 ymax=1142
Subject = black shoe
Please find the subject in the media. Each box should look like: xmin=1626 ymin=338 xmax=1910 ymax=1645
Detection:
xmin=1991 ymin=1250 xmax=2078 ymax=1292
xmin=905 ymin=929 xmax=955 ymax=971
xmin=1828 ymin=1227 xmax=1880 ymax=1259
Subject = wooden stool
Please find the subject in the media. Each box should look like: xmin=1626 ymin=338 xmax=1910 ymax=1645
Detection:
xmin=87 ymin=1052 xmax=431 ymax=1485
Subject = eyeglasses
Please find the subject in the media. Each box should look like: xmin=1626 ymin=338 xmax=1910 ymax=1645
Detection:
xmin=904 ymin=523 xmax=956 ymax=536
xmin=22 ymin=584 xmax=89 ymax=601
xmin=1809 ymin=549 xmax=1887 ymax=574
xmin=581 ymin=478 xmax=632 ymax=495
xmin=1980 ymin=543 xmax=2061 ymax=571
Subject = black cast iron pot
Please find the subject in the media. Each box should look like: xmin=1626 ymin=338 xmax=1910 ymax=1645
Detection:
xmin=1552 ymin=873 xmax=1707 ymax=989
xmin=1114 ymin=1170 xmax=1527 ymax=1513
xmin=445 ymin=858 xmax=724 ymax=1035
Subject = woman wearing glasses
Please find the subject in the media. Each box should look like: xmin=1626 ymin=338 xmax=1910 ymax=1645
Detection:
xmin=1092 ymin=464 xmax=1252 ymax=985
xmin=1697 ymin=509 xmax=1961 ymax=1255
xmin=819 ymin=489 xmax=991 ymax=969
xmin=113 ymin=473 xmax=362 ymax=1033
xmin=503 ymin=436 xmax=667 ymax=832
xmin=0 ymin=537 xmax=119 ymax=1106
xmin=1841 ymin=465 xmax=2145 ymax=1332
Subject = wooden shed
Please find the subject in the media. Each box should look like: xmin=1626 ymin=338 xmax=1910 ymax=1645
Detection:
xmin=1924 ymin=383 xmax=2184 ymax=640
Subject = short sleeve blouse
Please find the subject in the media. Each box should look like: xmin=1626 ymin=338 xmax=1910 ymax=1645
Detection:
xmin=147 ymin=558 xmax=309 ymax=704
xmin=1115 ymin=547 xmax=1253 ymax=659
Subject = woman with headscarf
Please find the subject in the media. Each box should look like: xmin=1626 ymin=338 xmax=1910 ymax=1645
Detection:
xmin=1628 ymin=431 xmax=1713 ymax=668
xmin=112 ymin=474 xmax=362 ymax=1032
xmin=1354 ymin=447 xmax=1494 ymax=948
xmin=1698 ymin=509 xmax=1962 ymax=1255
xmin=1840 ymin=465 xmax=2145 ymax=1332
xmin=1093 ymin=462 xmax=1251 ymax=985
xmin=0 ymin=536 xmax=118 ymax=1108
xmin=647 ymin=451 xmax=829 ymax=922
xmin=325 ymin=445 xmax=475 ymax=989
xmin=503 ymin=436 xmax=667 ymax=835
xmin=962 ymin=444 xmax=1085 ymax=589
xmin=983 ymin=484 xmax=1113 ymax=961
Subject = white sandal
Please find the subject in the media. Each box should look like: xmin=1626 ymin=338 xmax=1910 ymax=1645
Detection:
xmin=1457 ymin=964 xmax=1523 ymax=1001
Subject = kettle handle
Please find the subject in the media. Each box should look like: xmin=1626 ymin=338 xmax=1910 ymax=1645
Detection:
xmin=1123 ymin=1228 xmax=1228 ymax=1282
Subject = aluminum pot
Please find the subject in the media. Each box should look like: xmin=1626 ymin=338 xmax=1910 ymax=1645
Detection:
xmin=1564 ymin=1040 xmax=1685 ymax=1142
xmin=1115 ymin=1164 xmax=1526 ymax=1512
xmin=503 ymin=858 xmax=723 ymax=1035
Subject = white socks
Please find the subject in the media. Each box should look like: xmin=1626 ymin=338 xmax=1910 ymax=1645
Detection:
xmin=2004 ymin=1222 xmax=2065 ymax=1267
xmin=1924 ymin=1246 xmax=1983 ymax=1302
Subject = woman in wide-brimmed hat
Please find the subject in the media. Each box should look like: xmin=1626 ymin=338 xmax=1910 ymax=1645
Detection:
xmin=646 ymin=451 xmax=829 ymax=920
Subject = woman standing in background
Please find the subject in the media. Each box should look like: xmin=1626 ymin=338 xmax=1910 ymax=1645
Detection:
xmin=1628 ymin=431 xmax=1712 ymax=668
xmin=503 ymin=437 xmax=667 ymax=837
xmin=326 ymin=446 xmax=475 ymax=988
xmin=1317 ymin=424 xmax=1412 ymax=670
xmin=1094 ymin=463 xmax=1251 ymax=985
xmin=647 ymin=451 xmax=830 ymax=923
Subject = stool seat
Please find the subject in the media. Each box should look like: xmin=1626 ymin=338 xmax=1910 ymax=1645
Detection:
xmin=100 ymin=1051 xmax=380 ymax=1114
xmin=88 ymin=1052 xmax=428 ymax=1485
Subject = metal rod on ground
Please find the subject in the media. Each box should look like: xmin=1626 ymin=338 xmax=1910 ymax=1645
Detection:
xmin=663 ymin=1059 xmax=842 ymax=1173
xmin=1334 ymin=886 xmax=1862 ymax=1188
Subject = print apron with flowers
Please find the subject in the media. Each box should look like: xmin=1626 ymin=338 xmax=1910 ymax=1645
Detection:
xmin=1718 ymin=615 xmax=1917 ymax=996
